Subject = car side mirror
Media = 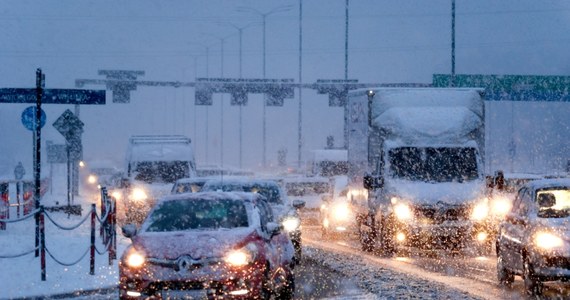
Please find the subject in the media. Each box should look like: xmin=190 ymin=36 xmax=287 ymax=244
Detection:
xmin=363 ymin=174 xmax=383 ymax=190
xmin=121 ymin=223 xmax=138 ymax=238
xmin=266 ymin=222 xmax=281 ymax=237
xmin=292 ymin=199 xmax=305 ymax=209
xmin=538 ymin=193 xmax=556 ymax=208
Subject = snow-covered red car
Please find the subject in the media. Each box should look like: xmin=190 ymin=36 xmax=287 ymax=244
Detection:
xmin=119 ymin=191 xmax=296 ymax=299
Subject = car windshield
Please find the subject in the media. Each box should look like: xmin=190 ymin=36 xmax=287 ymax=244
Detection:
xmin=133 ymin=161 xmax=190 ymax=183
xmin=285 ymin=182 xmax=331 ymax=196
xmin=537 ymin=189 xmax=570 ymax=218
xmin=388 ymin=147 xmax=479 ymax=182
xmin=144 ymin=199 xmax=249 ymax=232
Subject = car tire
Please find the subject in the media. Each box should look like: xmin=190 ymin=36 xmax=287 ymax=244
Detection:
xmin=359 ymin=215 xmax=376 ymax=252
xmin=496 ymin=250 xmax=514 ymax=286
xmin=275 ymin=272 xmax=295 ymax=300
xmin=292 ymin=239 xmax=302 ymax=264
xmin=379 ymin=217 xmax=395 ymax=256
xmin=523 ymin=257 xmax=543 ymax=296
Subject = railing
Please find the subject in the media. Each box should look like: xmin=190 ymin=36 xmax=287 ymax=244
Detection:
xmin=0 ymin=187 xmax=117 ymax=281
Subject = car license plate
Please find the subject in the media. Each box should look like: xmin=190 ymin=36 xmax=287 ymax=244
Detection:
xmin=161 ymin=289 xmax=208 ymax=299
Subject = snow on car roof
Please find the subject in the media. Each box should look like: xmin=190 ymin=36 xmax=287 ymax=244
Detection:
xmin=202 ymin=178 xmax=281 ymax=187
xmin=282 ymin=176 xmax=330 ymax=183
xmin=524 ymin=178 xmax=570 ymax=191
xmin=158 ymin=191 xmax=261 ymax=203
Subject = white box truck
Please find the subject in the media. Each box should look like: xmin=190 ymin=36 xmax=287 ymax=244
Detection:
xmin=117 ymin=135 xmax=197 ymax=224
xmin=347 ymin=87 xmax=493 ymax=254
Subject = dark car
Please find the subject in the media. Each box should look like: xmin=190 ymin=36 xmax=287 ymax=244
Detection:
xmin=119 ymin=191 xmax=295 ymax=299
xmin=201 ymin=179 xmax=305 ymax=263
xmin=496 ymin=178 xmax=570 ymax=295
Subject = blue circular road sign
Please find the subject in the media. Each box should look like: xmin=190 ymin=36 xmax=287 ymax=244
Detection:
xmin=21 ymin=106 xmax=46 ymax=131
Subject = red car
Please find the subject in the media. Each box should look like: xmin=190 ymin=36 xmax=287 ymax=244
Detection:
xmin=119 ymin=191 xmax=296 ymax=299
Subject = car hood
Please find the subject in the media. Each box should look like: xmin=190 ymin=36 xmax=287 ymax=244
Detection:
xmin=132 ymin=227 xmax=258 ymax=259
xmin=386 ymin=179 xmax=486 ymax=205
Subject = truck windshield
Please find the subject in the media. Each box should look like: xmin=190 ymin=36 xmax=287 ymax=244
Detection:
xmin=133 ymin=161 xmax=190 ymax=183
xmin=388 ymin=147 xmax=479 ymax=182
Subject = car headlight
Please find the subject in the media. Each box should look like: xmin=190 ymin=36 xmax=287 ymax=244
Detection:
xmin=332 ymin=203 xmax=350 ymax=221
xmin=130 ymin=187 xmax=148 ymax=202
xmin=490 ymin=197 xmax=512 ymax=217
xmin=224 ymin=244 xmax=257 ymax=267
xmin=394 ymin=203 xmax=413 ymax=221
xmin=535 ymin=232 xmax=564 ymax=250
xmin=471 ymin=202 xmax=489 ymax=221
xmin=125 ymin=250 xmax=145 ymax=268
xmin=87 ymin=174 xmax=98 ymax=185
xmin=282 ymin=217 xmax=301 ymax=232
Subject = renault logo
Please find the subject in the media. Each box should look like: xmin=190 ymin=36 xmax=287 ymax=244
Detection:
xmin=176 ymin=256 xmax=195 ymax=272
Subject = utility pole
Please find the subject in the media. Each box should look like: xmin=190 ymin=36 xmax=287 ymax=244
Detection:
xmin=298 ymin=0 xmax=303 ymax=168
xmin=450 ymin=0 xmax=456 ymax=87
xmin=237 ymin=5 xmax=293 ymax=169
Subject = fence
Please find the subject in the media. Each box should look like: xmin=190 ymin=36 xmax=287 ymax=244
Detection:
xmin=0 ymin=187 xmax=116 ymax=281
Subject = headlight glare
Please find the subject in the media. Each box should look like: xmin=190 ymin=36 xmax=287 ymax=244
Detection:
xmin=332 ymin=203 xmax=350 ymax=221
xmin=490 ymin=197 xmax=511 ymax=217
xmin=126 ymin=251 xmax=145 ymax=268
xmin=535 ymin=232 xmax=564 ymax=250
xmin=130 ymin=188 xmax=148 ymax=202
xmin=282 ymin=217 xmax=301 ymax=232
xmin=471 ymin=202 xmax=489 ymax=221
xmin=394 ymin=203 xmax=412 ymax=221
xmin=225 ymin=244 xmax=256 ymax=266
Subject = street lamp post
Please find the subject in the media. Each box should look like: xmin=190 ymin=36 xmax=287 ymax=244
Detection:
xmin=237 ymin=5 xmax=293 ymax=169
xmin=221 ymin=22 xmax=259 ymax=169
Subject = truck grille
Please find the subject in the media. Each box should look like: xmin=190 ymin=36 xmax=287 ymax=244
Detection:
xmin=413 ymin=203 xmax=469 ymax=224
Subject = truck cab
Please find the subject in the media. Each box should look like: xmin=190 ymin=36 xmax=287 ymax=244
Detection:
xmin=349 ymin=88 xmax=491 ymax=254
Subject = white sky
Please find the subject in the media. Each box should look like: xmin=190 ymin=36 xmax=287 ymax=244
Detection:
xmin=1 ymin=0 xmax=570 ymax=176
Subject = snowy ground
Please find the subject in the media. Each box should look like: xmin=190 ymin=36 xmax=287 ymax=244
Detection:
xmin=303 ymin=246 xmax=481 ymax=300
xmin=0 ymin=172 xmax=131 ymax=299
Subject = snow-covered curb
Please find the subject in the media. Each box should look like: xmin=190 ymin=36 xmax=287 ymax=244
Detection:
xmin=304 ymin=246 xmax=481 ymax=300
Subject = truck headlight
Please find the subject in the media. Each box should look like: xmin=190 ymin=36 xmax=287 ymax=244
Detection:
xmin=224 ymin=244 xmax=257 ymax=267
xmin=282 ymin=217 xmax=301 ymax=232
xmin=394 ymin=203 xmax=413 ymax=221
xmin=471 ymin=202 xmax=489 ymax=221
xmin=130 ymin=187 xmax=148 ymax=202
xmin=535 ymin=232 xmax=564 ymax=250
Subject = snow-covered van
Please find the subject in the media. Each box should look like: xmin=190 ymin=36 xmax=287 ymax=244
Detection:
xmin=347 ymin=88 xmax=491 ymax=254
xmin=119 ymin=135 xmax=197 ymax=224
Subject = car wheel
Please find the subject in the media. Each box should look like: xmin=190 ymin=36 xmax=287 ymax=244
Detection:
xmin=359 ymin=215 xmax=376 ymax=252
xmin=379 ymin=217 xmax=395 ymax=256
xmin=496 ymin=250 xmax=514 ymax=286
xmin=292 ymin=239 xmax=302 ymax=264
xmin=275 ymin=272 xmax=295 ymax=300
xmin=523 ymin=257 xmax=543 ymax=296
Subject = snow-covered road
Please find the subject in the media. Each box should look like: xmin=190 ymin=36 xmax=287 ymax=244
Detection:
xmin=302 ymin=226 xmax=570 ymax=299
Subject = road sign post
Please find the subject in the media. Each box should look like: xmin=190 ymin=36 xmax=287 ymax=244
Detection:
xmin=53 ymin=109 xmax=84 ymax=202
